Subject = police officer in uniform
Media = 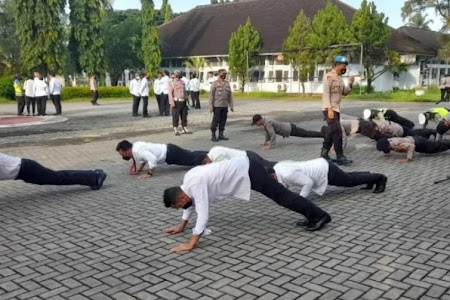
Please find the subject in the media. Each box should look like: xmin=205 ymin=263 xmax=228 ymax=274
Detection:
xmin=210 ymin=69 xmax=233 ymax=142
xmin=321 ymin=56 xmax=354 ymax=165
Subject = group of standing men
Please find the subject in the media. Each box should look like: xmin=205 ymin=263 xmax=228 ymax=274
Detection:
xmin=13 ymin=71 xmax=62 ymax=116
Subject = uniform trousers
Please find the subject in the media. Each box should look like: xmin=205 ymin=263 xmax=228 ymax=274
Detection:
xmin=172 ymin=100 xmax=188 ymax=127
xmin=441 ymin=89 xmax=447 ymax=101
xmin=16 ymin=159 xmax=99 ymax=187
xmin=51 ymin=94 xmax=62 ymax=114
xmin=17 ymin=96 xmax=25 ymax=115
xmin=248 ymin=158 xmax=329 ymax=224
xmin=327 ymin=161 xmax=383 ymax=187
xmin=36 ymin=96 xmax=47 ymax=116
xmin=290 ymin=124 xmax=323 ymax=138
xmin=322 ymin=111 xmax=344 ymax=156
xmin=155 ymin=94 xmax=162 ymax=115
xmin=165 ymin=144 xmax=207 ymax=166
xmin=142 ymin=96 xmax=149 ymax=116
xmin=191 ymin=91 xmax=200 ymax=109
xmin=132 ymin=95 xmax=141 ymax=115
xmin=211 ymin=107 xmax=228 ymax=132
xmin=160 ymin=94 xmax=170 ymax=116
xmin=384 ymin=110 xmax=415 ymax=129
xmin=413 ymin=136 xmax=450 ymax=154
xmin=25 ymin=96 xmax=36 ymax=115
xmin=403 ymin=127 xmax=436 ymax=139
xmin=246 ymin=151 xmax=277 ymax=169
xmin=91 ymin=90 xmax=99 ymax=104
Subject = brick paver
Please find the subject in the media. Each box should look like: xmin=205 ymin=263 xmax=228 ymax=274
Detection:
xmin=0 ymin=99 xmax=449 ymax=299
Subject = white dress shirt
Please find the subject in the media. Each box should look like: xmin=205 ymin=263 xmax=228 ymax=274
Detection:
xmin=33 ymin=78 xmax=49 ymax=97
xmin=49 ymin=77 xmax=62 ymax=95
xmin=24 ymin=79 xmax=34 ymax=97
xmin=190 ymin=78 xmax=201 ymax=92
xmin=153 ymin=78 xmax=161 ymax=95
xmin=129 ymin=78 xmax=141 ymax=96
xmin=160 ymin=76 xmax=170 ymax=95
xmin=181 ymin=157 xmax=251 ymax=236
xmin=274 ymin=158 xmax=329 ymax=198
xmin=0 ymin=153 xmax=22 ymax=180
xmin=207 ymin=146 xmax=247 ymax=162
xmin=140 ymin=78 xmax=150 ymax=97
xmin=132 ymin=142 xmax=168 ymax=169
xmin=182 ymin=77 xmax=190 ymax=91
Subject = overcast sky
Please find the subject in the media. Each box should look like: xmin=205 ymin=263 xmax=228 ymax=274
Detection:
xmin=112 ymin=0 xmax=443 ymax=31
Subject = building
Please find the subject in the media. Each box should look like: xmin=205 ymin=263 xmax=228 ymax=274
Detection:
xmin=159 ymin=0 xmax=447 ymax=93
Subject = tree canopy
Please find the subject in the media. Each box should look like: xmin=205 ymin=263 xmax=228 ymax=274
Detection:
xmin=141 ymin=0 xmax=161 ymax=76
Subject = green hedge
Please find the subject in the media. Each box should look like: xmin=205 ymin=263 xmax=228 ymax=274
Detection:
xmin=62 ymin=86 xmax=131 ymax=100
xmin=0 ymin=76 xmax=15 ymax=100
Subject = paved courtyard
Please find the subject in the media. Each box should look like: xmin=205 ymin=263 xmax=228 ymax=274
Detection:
xmin=1 ymin=99 xmax=450 ymax=300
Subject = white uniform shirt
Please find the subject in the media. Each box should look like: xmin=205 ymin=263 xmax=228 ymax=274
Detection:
xmin=129 ymin=78 xmax=141 ymax=96
xmin=0 ymin=153 xmax=22 ymax=180
xmin=153 ymin=78 xmax=161 ymax=95
xmin=49 ymin=77 xmax=62 ymax=95
xmin=274 ymin=158 xmax=330 ymax=198
xmin=182 ymin=77 xmax=190 ymax=91
xmin=140 ymin=77 xmax=150 ymax=97
xmin=132 ymin=142 xmax=168 ymax=169
xmin=33 ymin=78 xmax=49 ymax=97
xmin=189 ymin=78 xmax=201 ymax=92
xmin=24 ymin=79 xmax=35 ymax=97
xmin=160 ymin=76 xmax=170 ymax=95
xmin=181 ymin=157 xmax=251 ymax=235
xmin=207 ymin=146 xmax=247 ymax=162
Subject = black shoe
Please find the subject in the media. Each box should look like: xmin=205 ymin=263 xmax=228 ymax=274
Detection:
xmin=305 ymin=214 xmax=332 ymax=231
xmin=53 ymin=113 xmax=61 ymax=116
xmin=17 ymin=113 xmax=24 ymax=116
xmin=296 ymin=219 xmax=312 ymax=227
xmin=91 ymin=101 xmax=95 ymax=105
xmin=373 ymin=176 xmax=387 ymax=193
xmin=133 ymin=114 xmax=141 ymax=117
xmin=334 ymin=156 xmax=353 ymax=165
xmin=211 ymin=132 xmax=219 ymax=142
xmin=361 ymin=184 xmax=374 ymax=190
xmin=143 ymin=115 xmax=150 ymax=118
xmin=218 ymin=131 xmax=229 ymax=141
xmin=320 ymin=148 xmax=331 ymax=160
xmin=175 ymin=131 xmax=181 ymax=136
xmin=91 ymin=171 xmax=107 ymax=190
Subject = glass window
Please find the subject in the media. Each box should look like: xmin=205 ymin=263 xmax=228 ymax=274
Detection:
xmin=251 ymin=71 xmax=259 ymax=82
xmin=259 ymin=71 xmax=265 ymax=82
xmin=276 ymin=70 xmax=283 ymax=82
xmin=283 ymin=71 xmax=289 ymax=82
xmin=293 ymin=70 xmax=299 ymax=82
xmin=432 ymin=68 xmax=438 ymax=79
xmin=268 ymin=56 xmax=274 ymax=66
xmin=309 ymin=68 xmax=315 ymax=82
xmin=318 ymin=70 xmax=325 ymax=82
xmin=268 ymin=71 xmax=274 ymax=82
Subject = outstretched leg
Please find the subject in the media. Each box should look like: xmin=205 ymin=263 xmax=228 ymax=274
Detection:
xmin=327 ymin=162 xmax=387 ymax=193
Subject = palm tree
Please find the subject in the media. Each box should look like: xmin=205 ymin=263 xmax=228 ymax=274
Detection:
xmin=407 ymin=13 xmax=434 ymax=30
xmin=183 ymin=57 xmax=210 ymax=72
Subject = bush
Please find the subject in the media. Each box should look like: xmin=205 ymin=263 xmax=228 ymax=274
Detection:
xmin=61 ymin=86 xmax=130 ymax=100
xmin=0 ymin=76 xmax=15 ymax=100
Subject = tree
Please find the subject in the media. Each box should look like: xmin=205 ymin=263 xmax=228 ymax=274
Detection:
xmin=406 ymin=13 xmax=434 ymax=30
xmin=282 ymin=10 xmax=314 ymax=94
xmin=228 ymin=17 xmax=261 ymax=92
xmin=371 ymin=50 xmax=408 ymax=83
xmin=307 ymin=2 xmax=353 ymax=64
xmin=0 ymin=0 xmax=20 ymax=75
xmin=69 ymin=0 xmax=110 ymax=76
xmin=211 ymin=0 xmax=218 ymax=4
xmin=183 ymin=57 xmax=211 ymax=72
xmin=141 ymin=0 xmax=161 ymax=76
xmin=351 ymin=0 xmax=392 ymax=91
xmin=402 ymin=0 xmax=450 ymax=31
xmin=160 ymin=0 xmax=172 ymax=23
xmin=103 ymin=10 xmax=143 ymax=86
xmin=15 ymin=0 xmax=65 ymax=73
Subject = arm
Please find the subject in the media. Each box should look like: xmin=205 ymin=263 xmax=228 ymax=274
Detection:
xmin=403 ymin=142 xmax=415 ymax=161
xmin=139 ymin=80 xmax=146 ymax=96
xmin=290 ymin=171 xmax=315 ymax=198
xmin=228 ymin=83 xmax=234 ymax=111
xmin=168 ymin=82 xmax=174 ymax=106
xmin=209 ymin=83 xmax=216 ymax=108
xmin=342 ymin=77 xmax=353 ymax=96
xmin=49 ymin=79 xmax=54 ymax=95
xmin=265 ymin=123 xmax=277 ymax=148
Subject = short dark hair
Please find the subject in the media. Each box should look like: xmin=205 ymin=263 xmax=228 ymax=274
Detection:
xmin=191 ymin=73 xmax=197 ymax=79
xmin=157 ymin=71 xmax=163 ymax=75
xmin=207 ymin=71 xmax=213 ymax=75
xmin=164 ymin=187 xmax=182 ymax=208
xmin=218 ymin=69 xmax=226 ymax=73
xmin=251 ymin=114 xmax=262 ymax=125
xmin=266 ymin=166 xmax=276 ymax=175
xmin=163 ymin=70 xmax=169 ymax=76
xmin=376 ymin=138 xmax=391 ymax=153
xmin=116 ymin=140 xmax=133 ymax=152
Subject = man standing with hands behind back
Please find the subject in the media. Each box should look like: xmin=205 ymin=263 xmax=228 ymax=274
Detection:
xmin=321 ymin=55 xmax=354 ymax=165
xmin=210 ymin=69 xmax=233 ymax=142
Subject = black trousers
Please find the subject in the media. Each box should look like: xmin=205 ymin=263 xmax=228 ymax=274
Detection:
xmin=91 ymin=91 xmax=99 ymax=103
xmin=142 ymin=96 xmax=149 ymax=116
xmin=414 ymin=136 xmax=450 ymax=154
xmin=358 ymin=120 xmax=378 ymax=139
xmin=165 ymin=144 xmax=207 ymax=166
xmin=25 ymin=96 xmax=36 ymax=114
xmin=441 ymin=89 xmax=447 ymax=101
xmin=246 ymin=151 xmax=277 ymax=169
xmin=291 ymin=124 xmax=323 ymax=138
xmin=327 ymin=162 xmax=383 ymax=187
xmin=51 ymin=94 xmax=62 ymax=114
xmin=132 ymin=95 xmax=141 ymax=115
xmin=36 ymin=96 xmax=47 ymax=116
xmin=211 ymin=107 xmax=228 ymax=132
xmin=17 ymin=96 xmax=25 ymax=115
xmin=156 ymin=94 xmax=163 ymax=115
xmin=446 ymin=88 xmax=450 ymax=101
xmin=160 ymin=94 xmax=170 ymax=116
xmin=322 ymin=111 xmax=343 ymax=156
xmin=191 ymin=91 xmax=200 ymax=109
xmin=385 ymin=110 xmax=415 ymax=129
xmin=248 ymin=158 xmax=328 ymax=223
xmin=403 ymin=127 xmax=436 ymax=139
xmin=16 ymin=159 xmax=98 ymax=187
xmin=172 ymin=100 xmax=188 ymax=127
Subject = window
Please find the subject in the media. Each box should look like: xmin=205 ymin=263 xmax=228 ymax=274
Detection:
xmin=432 ymin=68 xmax=438 ymax=79
xmin=161 ymin=59 xmax=169 ymax=68
xmin=268 ymin=71 xmax=274 ymax=82
xmin=293 ymin=70 xmax=299 ymax=82
xmin=283 ymin=71 xmax=289 ymax=82
xmin=231 ymin=75 xmax=237 ymax=82
xmin=251 ymin=71 xmax=260 ymax=82
xmin=170 ymin=59 xmax=182 ymax=67
xmin=309 ymin=68 xmax=315 ymax=82
xmin=276 ymin=70 xmax=283 ymax=82
xmin=199 ymin=72 xmax=204 ymax=82
xmin=259 ymin=57 xmax=266 ymax=66
xmin=259 ymin=71 xmax=265 ymax=82
xmin=318 ymin=70 xmax=325 ymax=82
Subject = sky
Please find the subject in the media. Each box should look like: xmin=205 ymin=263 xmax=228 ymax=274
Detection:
xmin=112 ymin=0 xmax=443 ymax=31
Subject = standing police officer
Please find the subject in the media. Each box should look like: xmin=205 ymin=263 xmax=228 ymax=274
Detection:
xmin=210 ymin=69 xmax=233 ymax=142
xmin=321 ymin=55 xmax=354 ymax=165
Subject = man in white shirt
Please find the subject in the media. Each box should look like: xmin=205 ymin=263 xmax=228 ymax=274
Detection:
xmin=115 ymin=140 xmax=207 ymax=178
xmin=154 ymin=72 xmax=163 ymax=115
xmin=129 ymin=72 xmax=141 ymax=117
xmin=269 ymin=158 xmax=387 ymax=200
xmin=189 ymin=73 xmax=201 ymax=109
xmin=48 ymin=73 xmax=62 ymax=115
xmin=159 ymin=70 xmax=171 ymax=116
xmin=90 ymin=74 xmax=100 ymax=106
xmin=33 ymin=71 xmax=49 ymax=116
xmin=140 ymin=73 xmax=150 ymax=118
xmin=163 ymin=157 xmax=331 ymax=253
xmin=24 ymin=75 xmax=36 ymax=116
xmin=0 ymin=152 xmax=106 ymax=190
xmin=207 ymin=71 xmax=217 ymax=85
xmin=181 ymin=72 xmax=190 ymax=106
xmin=203 ymin=146 xmax=276 ymax=169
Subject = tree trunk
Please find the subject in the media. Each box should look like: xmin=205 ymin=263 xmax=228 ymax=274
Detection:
xmin=241 ymin=78 xmax=245 ymax=93
xmin=301 ymin=81 xmax=305 ymax=95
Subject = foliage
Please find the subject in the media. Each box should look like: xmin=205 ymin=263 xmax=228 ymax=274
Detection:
xmin=161 ymin=0 xmax=172 ymax=23
xmin=402 ymin=0 xmax=450 ymax=31
xmin=14 ymin=0 xmax=65 ymax=73
xmin=60 ymin=86 xmax=130 ymax=100
xmin=103 ymin=10 xmax=143 ymax=86
xmin=406 ymin=12 xmax=434 ymax=30
xmin=183 ymin=57 xmax=211 ymax=71
xmin=282 ymin=10 xmax=314 ymax=94
xmin=307 ymin=2 xmax=353 ymax=64
xmin=0 ymin=76 xmax=14 ymax=99
xmin=0 ymin=0 xmax=20 ymax=76
xmin=211 ymin=0 xmax=218 ymax=3
xmin=141 ymin=0 xmax=161 ymax=76
xmin=228 ymin=17 xmax=261 ymax=92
